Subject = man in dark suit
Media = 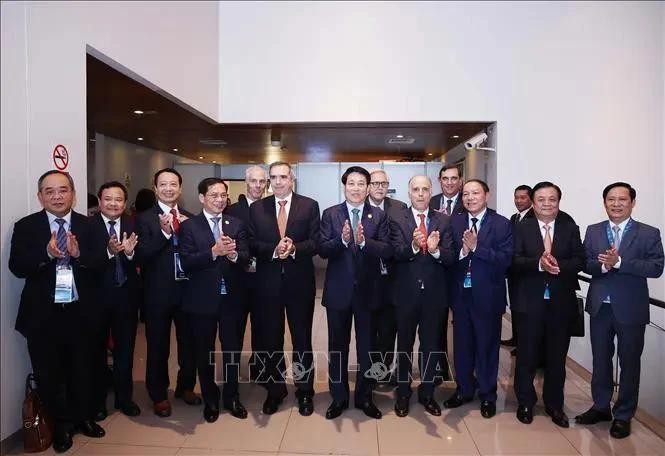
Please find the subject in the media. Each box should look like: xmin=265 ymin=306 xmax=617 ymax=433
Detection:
xmin=390 ymin=175 xmax=454 ymax=417
xmin=575 ymin=182 xmax=663 ymax=438
xmin=9 ymin=170 xmax=106 ymax=453
xmin=135 ymin=168 xmax=200 ymax=417
xmin=180 ymin=178 xmax=250 ymax=423
xmin=365 ymin=169 xmax=406 ymax=384
xmin=248 ymin=161 xmax=320 ymax=416
xmin=429 ymin=164 xmax=465 ymax=216
xmin=319 ymin=166 xmax=392 ymax=420
xmin=502 ymin=184 xmax=534 ymax=354
xmin=91 ymin=182 xmax=141 ymax=420
xmin=225 ymin=165 xmax=269 ymax=384
xmin=513 ymin=181 xmax=585 ymax=428
xmin=444 ymin=179 xmax=513 ymax=419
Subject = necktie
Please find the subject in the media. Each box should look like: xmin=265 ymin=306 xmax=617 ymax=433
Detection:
xmin=211 ymin=217 xmax=221 ymax=240
xmin=277 ymin=200 xmax=287 ymax=238
xmin=108 ymin=220 xmax=127 ymax=286
xmin=418 ymin=213 xmax=428 ymax=254
xmin=170 ymin=208 xmax=180 ymax=235
xmin=543 ymin=224 xmax=553 ymax=253
xmin=55 ymin=218 xmax=69 ymax=266
xmin=471 ymin=217 xmax=479 ymax=234
xmin=612 ymin=225 xmax=621 ymax=250
xmin=351 ymin=208 xmax=360 ymax=244
xmin=445 ymin=199 xmax=453 ymax=216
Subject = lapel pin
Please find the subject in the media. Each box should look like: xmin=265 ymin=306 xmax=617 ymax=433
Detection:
xmin=224 ymin=220 xmax=230 ymax=225
xmin=368 ymin=214 xmax=373 ymax=219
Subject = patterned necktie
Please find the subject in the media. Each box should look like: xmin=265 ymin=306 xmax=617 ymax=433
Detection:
xmin=170 ymin=208 xmax=180 ymax=235
xmin=351 ymin=208 xmax=360 ymax=244
xmin=445 ymin=199 xmax=453 ymax=216
xmin=277 ymin=200 xmax=287 ymax=238
xmin=55 ymin=218 xmax=69 ymax=266
xmin=108 ymin=220 xmax=126 ymax=286
xmin=211 ymin=217 xmax=221 ymax=240
xmin=471 ymin=217 xmax=479 ymax=234
xmin=543 ymin=224 xmax=553 ymax=253
xmin=418 ymin=213 xmax=428 ymax=254
xmin=612 ymin=225 xmax=621 ymax=250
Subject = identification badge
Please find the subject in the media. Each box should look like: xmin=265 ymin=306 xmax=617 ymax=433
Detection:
xmin=54 ymin=265 xmax=74 ymax=304
xmin=220 ymin=278 xmax=228 ymax=295
xmin=544 ymin=285 xmax=550 ymax=300
xmin=173 ymin=252 xmax=188 ymax=281
xmin=463 ymin=270 xmax=472 ymax=288
xmin=379 ymin=259 xmax=388 ymax=276
xmin=246 ymin=257 xmax=257 ymax=273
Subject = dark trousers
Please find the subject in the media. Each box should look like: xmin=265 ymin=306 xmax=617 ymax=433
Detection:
xmin=590 ymin=303 xmax=646 ymax=421
xmin=144 ymin=288 xmax=197 ymax=402
xmin=94 ymin=292 xmax=138 ymax=409
xmin=370 ymin=276 xmax=397 ymax=380
xmin=395 ymin=291 xmax=444 ymax=399
xmin=452 ymin=289 xmax=503 ymax=401
xmin=259 ymin=278 xmax=315 ymax=399
xmin=435 ymin=307 xmax=451 ymax=378
xmin=514 ymin=299 xmax=572 ymax=409
xmin=327 ymin=292 xmax=373 ymax=404
xmin=27 ymin=302 xmax=96 ymax=429
xmin=187 ymin=315 xmax=220 ymax=406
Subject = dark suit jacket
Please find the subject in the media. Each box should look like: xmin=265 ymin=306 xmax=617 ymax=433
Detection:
xmin=510 ymin=207 xmax=535 ymax=225
xmin=225 ymin=198 xmax=250 ymax=225
xmin=248 ymin=193 xmax=320 ymax=301
xmin=507 ymin=207 xmax=535 ymax=307
xmin=390 ymin=208 xmax=455 ymax=308
xmin=583 ymin=219 xmax=663 ymax=325
xmin=429 ymin=193 xmax=465 ymax=215
xmin=512 ymin=212 xmax=585 ymax=316
xmin=179 ymin=212 xmax=249 ymax=315
xmin=134 ymin=204 xmax=193 ymax=312
xmin=319 ymin=202 xmax=392 ymax=310
xmin=450 ymin=209 xmax=513 ymax=316
xmin=9 ymin=210 xmax=105 ymax=337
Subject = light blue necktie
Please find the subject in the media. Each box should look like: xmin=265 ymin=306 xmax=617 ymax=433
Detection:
xmin=351 ymin=208 xmax=360 ymax=244
xmin=612 ymin=225 xmax=621 ymax=250
xmin=211 ymin=217 xmax=221 ymax=240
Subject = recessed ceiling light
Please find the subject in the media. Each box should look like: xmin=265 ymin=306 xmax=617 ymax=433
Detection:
xmin=137 ymin=137 xmax=144 ymax=141
xmin=212 ymin=160 xmax=217 ymax=163
xmin=396 ymin=134 xmax=404 ymax=139
xmin=452 ymin=135 xmax=459 ymax=139
xmin=133 ymin=110 xmax=144 ymax=115
xmin=428 ymin=153 xmax=433 ymax=156
xmin=172 ymin=148 xmax=178 ymax=152
xmin=248 ymin=160 xmax=255 ymax=164
xmin=198 ymin=156 xmax=204 ymax=159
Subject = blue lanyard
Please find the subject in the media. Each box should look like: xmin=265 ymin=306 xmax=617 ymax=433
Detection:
xmin=605 ymin=218 xmax=632 ymax=248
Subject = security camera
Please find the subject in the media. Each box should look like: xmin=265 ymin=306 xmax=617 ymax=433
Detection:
xmin=464 ymin=132 xmax=488 ymax=150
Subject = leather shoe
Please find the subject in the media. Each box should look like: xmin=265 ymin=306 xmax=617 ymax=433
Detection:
xmin=418 ymin=397 xmax=441 ymax=416
xmin=115 ymin=399 xmax=141 ymax=417
xmin=77 ymin=420 xmax=106 ymax=438
xmin=480 ymin=400 xmax=496 ymax=419
xmin=325 ymin=400 xmax=349 ymax=419
xmin=262 ymin=392 xmax=287 ymax=415
xmin=224 ymin=399 xmax=248 ymax=419
xmin=443 ymin=392 xmax=473 ymax=409
xmin=298 ymin=396 xmax=314 ymax=416
xmin=52 ymin=428 xmax=73 ymax=453
xmin=501 ymin=337 xmax=517 ymax=347
xmin=610 ymin=419 xmax=631 ymax=439
xmin=394 ymin=396 xmax=409 ymax=417
xmin=574 ymin=407 xmax=612 ymax=425
xmin=153 ymin=399 xmax=172 ymax=417
xmin=545 ymin=407 xmax=569 ymax=428
xmin=516 ymin=405 xmax=533 ymax=424
xmin=355 ymin=400 xmax=382 ymax=419
xmin=94 ymin=406 xmax=108 ymax=422
xmin=175 ymin=389 xmax=202 ymax=406
xmin=203 ymin=403 xmax=220 ymax=423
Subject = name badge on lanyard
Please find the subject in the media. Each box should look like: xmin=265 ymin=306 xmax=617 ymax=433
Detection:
xmin=220 ymin=277 xmax=228 ymax=295
xmin=463 ymin=261 xmax=472 ymax=288
xmin=54 ymin=265 xmax=74 ymax=303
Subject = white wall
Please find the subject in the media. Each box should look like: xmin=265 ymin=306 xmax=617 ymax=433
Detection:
xmin=0 ymin=1 xmax=219 ymax=440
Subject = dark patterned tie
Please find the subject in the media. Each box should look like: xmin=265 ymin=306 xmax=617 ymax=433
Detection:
xmin=445 ymin=199 xmax=453 ymax=216
xmin=471 ymin=217 xmax=479 ymax=234
xmin=55 ymin=218 xmax=69 ymax=266
xmin=108 ymin=220 xmax=127 ymax=286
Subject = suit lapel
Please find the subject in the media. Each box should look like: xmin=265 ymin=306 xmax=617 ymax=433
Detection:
xmin=617 ymin=219 xmax=637 ymax=254
xmin=285 ymin=194 xmax=300 ymax=236
xmin=477 ymin=211 xmax=492 ymax=244
xmin=197 ymin=212 xmax=216 ymax=245
xmin=405 ymin=208 xmax=417 ymax=234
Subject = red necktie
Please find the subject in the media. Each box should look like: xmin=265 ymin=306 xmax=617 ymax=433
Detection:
xmin=418 ymin=213 xmax=427 ymax=254
xmin=170 ymin=208 xmax=180 ymax=235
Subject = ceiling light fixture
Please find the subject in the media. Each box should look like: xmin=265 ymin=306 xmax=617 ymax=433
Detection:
xmin=172 ymin=148 xmax=178 ymax=152
xmin=198 ymin=156 xmax=204 ymax=159
xmin=212 ymin=160 xmax=217 ymax=163
xmin=137 ymin=137 xmax=144 ymax=141
xmin=452 ymin=135 xmax=459 ymax=139
xmin=396 ymin=134 xmax=404 ymax=139
xmin=428 ymin=153 xmax=433 ymax=156
xmin=133 ymin=110 xmax=144 ymax=115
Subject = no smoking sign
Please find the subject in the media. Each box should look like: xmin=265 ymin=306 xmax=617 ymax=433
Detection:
xmin=52 ymin=144 xmax=69 ymax=170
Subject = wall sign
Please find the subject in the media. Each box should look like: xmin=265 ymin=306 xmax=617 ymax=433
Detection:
xmin=52 ymin=144 xmax=69 ymax=170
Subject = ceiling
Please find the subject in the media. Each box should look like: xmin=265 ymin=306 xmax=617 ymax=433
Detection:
xmin=87 ymin=54 xmax=492 ymax=164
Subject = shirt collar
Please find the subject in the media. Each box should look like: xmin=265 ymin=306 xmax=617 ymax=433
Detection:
xmin=468 ymin=208 xmax=487 ymax=224
xmin=443 ymin=192 xmax=459 ymax=205
xmin=368 ymin=197 xmax=384 ymax=211
xmin=518 ymin=206 xmax=532 ymax=218
xmin=100 ymin=213 xmax=120 ymax=226
xmin=246 ymin=196 xmax=257 ymax=206
xmin=346 ymin=201 xmax=364 ymax=216
xmin=203 ymin=209 xmax=222 ymax=221
xmin=537 ymin=218 xmax=556 ymax=231
xmin=275 ymin=192 xmax=293 ymax=206
xmin=411 ymin=207 xmax=430 ymax=218
xmin=46 ymin=210 xmax=72 ymax=226
xmin=608 ymin=217 xmax=630 ymax=231
xmin=158 ymin=200 xmax=178 ymax=215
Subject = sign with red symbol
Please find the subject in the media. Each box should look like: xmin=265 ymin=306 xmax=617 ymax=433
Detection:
xmin=52 ymin=145 xmax=69 ymax=170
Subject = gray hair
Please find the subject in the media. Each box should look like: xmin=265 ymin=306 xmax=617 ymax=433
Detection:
xmin=245 ymin=165 xmax=268 ymax=181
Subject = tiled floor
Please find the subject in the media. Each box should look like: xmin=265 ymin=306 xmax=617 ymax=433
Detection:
xmin=7 ymin=281 xmax=665 ymax=456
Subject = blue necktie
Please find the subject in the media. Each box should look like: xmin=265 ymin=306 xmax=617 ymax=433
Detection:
xmin=351 ymin=208 xmax=360 ymax=244
xmin=55 ymin=218 xmax=69 ymax=266
xmin=108 ymin=220 xmax=127 ymax=286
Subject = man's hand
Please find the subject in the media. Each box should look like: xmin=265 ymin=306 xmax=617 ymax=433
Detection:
xmin=274 ymin=238 xmax=289 ymax=258
xmin=66 ymin=231 xmax=80 ymax=258
xmin=213 ymin=235 xmax=236 ymax=258
xmin=108 ymin=235 xmax=125 ymax=256
xmin=356 ymin=222 xmax=365 ymax=245
xmin=412 ymin=228 xmax=426 ymax=252
xmin=540 ymin=252 xmax=561 ymax=275
xmin=462 ymin=229 xmax=478 ymax=253
xmin=122 ymin=232 xmax=139 ymax=257
xmin=598 ymin=247 xmax=620 ymax=268
xmin=279 ymin=237 xmax=295 ymax=259
xmin=427 ymin=230 xmax=440 ymax=254
xmin=47 ymin=231 xmax=66 ymax=258
xmin=342 ymin=219 xmax=352 ymax=244
xmin=159 ymin=213 xmax=173 ymax=234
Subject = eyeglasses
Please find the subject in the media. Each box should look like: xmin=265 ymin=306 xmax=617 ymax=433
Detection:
xmin=369 ymin=181 xmax=389 ymax=189
xmin=206 ymin=193 xmax=228 ymax=200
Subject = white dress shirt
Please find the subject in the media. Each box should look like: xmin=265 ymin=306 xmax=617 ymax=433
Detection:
xmin=516 ymin=206 xmax=532 ymax=222
xmin=158 ymin=200 xmax=181 ymax=239
xmin=101 ymin=213 xmax=134 ymax=260
xmin=441 ymin=193 xmax=460 ymax=213
xmin=411 ymin=207 xmax=440 ymax=258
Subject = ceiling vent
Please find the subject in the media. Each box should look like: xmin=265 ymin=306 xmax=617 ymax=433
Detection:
xmin=387 ymin=136 xmax=416 ymax=145
xmin=199 ymin=139 xmax=227 ymax=146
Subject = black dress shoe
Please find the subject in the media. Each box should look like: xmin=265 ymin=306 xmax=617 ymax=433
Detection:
xmin=480 ymin=400 xmax=496 ymax=418
xmin=77 ymin=420 xmax=106 ymax=438
xmin=175 ymin=389 xmax=202 ymax=406
xmin=298 ymin=396 xmax=314 ymax=416
xmin=574 ymin=407 xmax=612 ymax=425
xmin=355 ymin=400 xmax=382 ymax=419
xmin=53 ymin=428 xmax=73 ymax=453
xmin=418 ymin=397 xmax=441 ymax=416
xmin=115 ymin=399 xmax=141 ymax=417
xmin=501 ymin=337 xmax=517 ymax=347
xmin=545 ymin=407 xmax=569 ymax=428
xmin=443 ymin=392 xmax=473 ymax=409
xmin=395 ymin=396 xmax=409 ymax=417
xmin=262 ymin=392 xmax=287 ymax=415
xmin=203 ymin=403 xmax=220 ymax=423
xmin=224 ymin=399 xmax=248 ymax=419
xmin=610 ymin=419 xmax=631 ymax=439
xmin=94 ymin=407 xmax=108 ymax=422
xmin=325 ymin=400 xmax=349 ymax=419
xmin=516 ymin=405 xmax=533 ymax=424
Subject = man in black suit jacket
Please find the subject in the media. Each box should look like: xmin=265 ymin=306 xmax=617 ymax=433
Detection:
xmin=91 ymin=182 xmax=141 ymax=420
xmin=512 ymin=181 xmax=585 ymax=429
xmin=135 ymin=168 xmax=199 ymax=417
xmin=9 ymin=170 xmax=107 ymax=453
xmin=225 ymin=165 xmax=269 ymax=384
xmin=180 ymin=178 xmax=250 ymax=423
xmin=365 ymin=169 xmax=407 ymax=384
xmin=319 ymin=166 xmax=392 ymax=420
xmin=429 ymin=164 xmax=465 ymax=216
xmin=248 ymin=161 xmax=321 ymax=416
xmin=502 ymin=184 xmax=534 ymax=353
xmin=390 ymin=175 xmax=455 ymax=417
